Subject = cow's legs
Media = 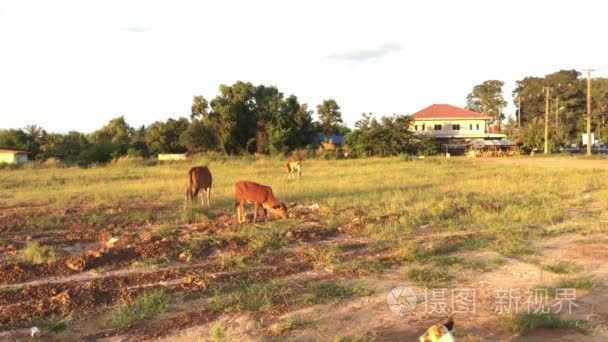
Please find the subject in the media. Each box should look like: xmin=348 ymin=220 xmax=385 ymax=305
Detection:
xmin=237 ymin=200 xmax=245 ymax=223
xmin=206 ymin=188 xmax=211 ymax=207
xmin=184 ymin=187 xmax=190 ymax=209
xmin=192 ymin=188 xmax=200 ymax=207
xmin=253 ymin=203 xmax=261 ymax=223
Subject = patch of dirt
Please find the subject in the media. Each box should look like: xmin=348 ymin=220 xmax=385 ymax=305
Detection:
xmin=2 ymin=200 xmax=607 ymax=341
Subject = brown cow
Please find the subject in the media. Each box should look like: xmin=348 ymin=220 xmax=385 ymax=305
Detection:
xmin=234 ymin=180 xmax=288 ymax=223
xmin=185 ymin=166 xmax=212 ymax=208
xmin=285 ymin=159 xmax=302 ymax=179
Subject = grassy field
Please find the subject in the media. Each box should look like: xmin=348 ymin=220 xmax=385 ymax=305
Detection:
xmin=1 ymin=156 xmax=607 ymax=340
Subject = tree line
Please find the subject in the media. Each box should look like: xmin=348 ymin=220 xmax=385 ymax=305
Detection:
xmin=1 ymin=81 xmax=431 ymax=166
xmin=466 ymin=70 xmax=608 ymax=151
xmin=6 ymin=71 xmax=598 ymax=165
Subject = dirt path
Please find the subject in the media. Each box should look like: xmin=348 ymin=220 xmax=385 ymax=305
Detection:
xmin=140 ymin=233 xmax=608 ymax=342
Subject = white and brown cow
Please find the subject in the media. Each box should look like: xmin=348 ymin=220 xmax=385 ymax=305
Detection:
xmin=419 ymin=317 xmax=454 ymax=342
xmin=184 ymin=166 xmax=212 ymax=208
xmin=234 ymin=180 xmax=288 ymax=223
xmin=285 ymin=159 xmax=302 ymax=179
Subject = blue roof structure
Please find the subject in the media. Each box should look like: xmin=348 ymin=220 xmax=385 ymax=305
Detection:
xmin=312 ymin=135 xmax=344 ymax=145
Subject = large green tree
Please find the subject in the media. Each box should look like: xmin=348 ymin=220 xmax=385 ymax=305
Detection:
xmin=91 ymin=116 xmax=134 ymax=157
xmin=39 ymin=131 xmax=90 ymax=163
xmin=0 ymin=129 xmax=31 ymax=151
xmin=466 ymin=80 xmax=507 ymax=126
xmin=513 ymin=70 xmax=585 ymax=145
xmin=203 ymin=81 xmax=315 ymax=155
xmin=208 ymin=81 xmax=256 ymax=154
xmin=591 ymin=78 xmax=608 ymax=140
xmin=144 ymin=118 xmax=189 ymax=154
xmin=190 ymin=95 xmax=209 ymax=120
xmin=345 ymin=113 xmax=422 ymax=157
xmin=316 ymin=99 xmax=343 ymax=135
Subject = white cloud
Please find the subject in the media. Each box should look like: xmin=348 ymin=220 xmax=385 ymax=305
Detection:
xmin=324 ymin=44 xmax=403 ymax=62
xmin=122 ymin=26 xmax=151 ymax=33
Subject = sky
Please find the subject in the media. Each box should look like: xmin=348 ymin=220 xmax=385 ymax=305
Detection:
xmin=1 ymin=0 xmax=607 ymax=133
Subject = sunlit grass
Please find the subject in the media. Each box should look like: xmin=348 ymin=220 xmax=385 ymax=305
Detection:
xmin=2 ymin=157 xmax=607 ymax=260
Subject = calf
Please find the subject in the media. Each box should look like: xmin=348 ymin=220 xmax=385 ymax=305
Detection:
xmin=234 ymin=180 xmax=288 ymax=223
xmin=285 ymin=159 xmax=302 ymax=179
xmin=184 ymin=166 xmax=212 ymax=208
xmin=419 ymin=317 xmax=454 ymax=342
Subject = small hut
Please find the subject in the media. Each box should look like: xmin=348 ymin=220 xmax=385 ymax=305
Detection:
xmin=157 ymin=153 xmax=187 ymax=161
xmin=465 ymin=139 xmax=519 ymax=157
xmin=0 ymin=148 xmax=30 ymax=164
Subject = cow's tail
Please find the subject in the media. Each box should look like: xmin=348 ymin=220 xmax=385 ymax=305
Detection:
xmin=285 ymin=162 xmax=291 ymax=173
xmin=186 ymin=168 xmax=195 ymax=200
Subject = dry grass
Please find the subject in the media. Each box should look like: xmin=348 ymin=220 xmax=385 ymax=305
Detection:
xmin=2 ymin=156 xmax=608 ymax=339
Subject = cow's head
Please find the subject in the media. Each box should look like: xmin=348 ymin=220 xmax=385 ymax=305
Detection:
xmin=269 ymin=203 xmax=288 ymax=219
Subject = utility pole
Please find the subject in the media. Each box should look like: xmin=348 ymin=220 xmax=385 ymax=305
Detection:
xmin=555 ymin=97 xmax=559 ymax=135
xmin=543 ymin=87 xmax=552 ymax=154
xmin=517 ymin=96 xmax=522 ymax=127
xmin=582 ymin=69 xmax=594 ymax=156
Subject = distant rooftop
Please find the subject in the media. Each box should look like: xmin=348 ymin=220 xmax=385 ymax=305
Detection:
xmin=0 ymin=148 xmax=30 ymax=154
xmin=410 ymin=104 xmax=491 ymax=120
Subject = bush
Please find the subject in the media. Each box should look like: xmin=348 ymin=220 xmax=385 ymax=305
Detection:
xmin=111 ymin=155 xmax=145 ymax=166
xmin=20 ymin=241 xmax=56 ymax=264
xmin=77 ymin=140 xmax=115 ymax=167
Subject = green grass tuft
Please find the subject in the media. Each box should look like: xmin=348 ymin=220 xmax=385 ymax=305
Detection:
xmin=541 ymin=262 xmax=582 ymax=274
xmin=210 ymin=321 xmax=225 ymax=342
xmin=305 ymin=244 xmax=343 ymax=270
xmin=32 ymin=314 xmax=71 ymax=333
xmin=103 ymin=289 xmax=171 ymax=328
xmin=556 ymin=278 xmax=596 ymax=291
xmin=273 ymin=314 xmax=316 ymax=334
xmin=305 ymin=280 xmax=373 ymax=304
xmin=132 ymin=256 xmax=170 ymax=269
xmin=431 ymin=256 xmax=487 ymax=270
xmin=406 ymin=267 xmax=453 ymax=287
xmin=209 ymin=280 xmax=290 ymax=313
xmin=218 ymin=252 xmax=249 ymax=271
xmin=20 ymin=241 xmax=56 ymax=264
xmin=501 ymin=313 xmax=588 ymax=335
xmin=180 ymin=207 xmax=210 ymax=223
xmin=151 ymin=226 xmax=174 ymax=238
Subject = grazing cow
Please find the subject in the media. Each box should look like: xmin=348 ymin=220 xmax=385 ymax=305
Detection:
xmin=185 ymin=166 xmax=212 ymax=208
xmin=285 ymin=159 xmax=302 ymax=179
xmin=234 ymin=180 xmax=288 ymax=223
xmin=419 ymin=317 xmax=454 ymax=342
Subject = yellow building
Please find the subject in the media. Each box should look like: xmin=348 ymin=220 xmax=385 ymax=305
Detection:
xmin=158 ymin=153 xmax=187 ymax=161
xmin=410 ymin=104 xmax=505 ymax=141
xmin=0 ymin=148 xmax=30 ymax=164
